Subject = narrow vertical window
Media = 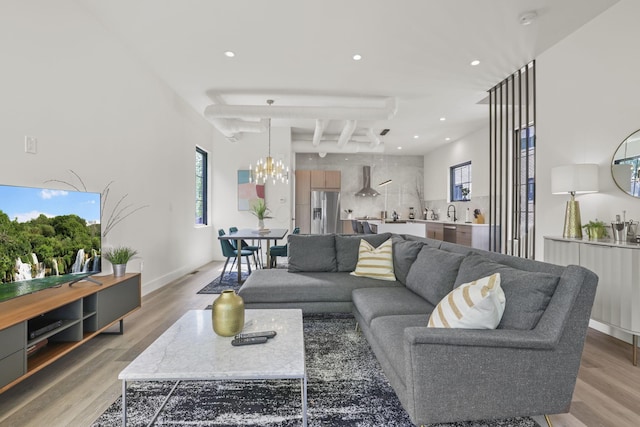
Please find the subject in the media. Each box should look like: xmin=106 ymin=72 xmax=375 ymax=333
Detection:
xmin=450 ymin=161 xmax=472 ymax=202
xmin=195 ymin=147 xmax=208 ymax=225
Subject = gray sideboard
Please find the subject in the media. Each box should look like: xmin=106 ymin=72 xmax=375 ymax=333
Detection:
xmin=544 ymin=236 xmax=639 ymax=365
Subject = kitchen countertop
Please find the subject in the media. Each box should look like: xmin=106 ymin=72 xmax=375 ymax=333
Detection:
xmin=342 ymin=218 xmax=491 ymax=227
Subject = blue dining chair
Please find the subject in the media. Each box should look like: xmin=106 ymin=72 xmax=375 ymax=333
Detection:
xmin=351 ymin=219 xmax=359 ymax=234
xmin=362 ymin=221 xmax=374 ymax=234
xmin=229 ymin=227 xmax=262 ymax=268
xmin=269 ymin=227 xmax=300 ymax=268
xmin=218 ymin=229 xmax=253 ymax=280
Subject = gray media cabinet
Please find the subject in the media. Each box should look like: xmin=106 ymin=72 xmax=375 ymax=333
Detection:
xmin=0 ymin=273 xmax=141 ymax=393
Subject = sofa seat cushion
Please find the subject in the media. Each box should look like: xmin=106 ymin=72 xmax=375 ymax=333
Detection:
xmin=405 ymin=247 xmax=465 ymax=306
xmin=368 ymin=314 xmax=427 ymax=387
xmin=353 ymin=287 xmax=434 ymax=327
xmin=288 ymin=234 xmax=337 ymax=272
xmin=454 ymin=254 xmax=560 ymax=330
xmin=238 ymin=269 xmax=402 ymax=304
xmin=335 ymin=233 xmax=393 ymax=272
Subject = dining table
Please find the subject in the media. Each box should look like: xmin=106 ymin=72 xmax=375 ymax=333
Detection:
xmin=218 ymin=228 xmax=289 ymax=283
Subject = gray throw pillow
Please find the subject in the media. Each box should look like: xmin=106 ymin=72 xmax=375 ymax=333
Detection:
xmin=391 ymin=236 xmax=424 ymax=285
xmin=454 ymin=254 xmax=560 ymax=330
xmin=405 ymin=247 xmax=465 ymax=306
xmin=288 ymin=234 xmax=337 ymax=272
xmin=335 ymin=233 xmax=392 ymax=272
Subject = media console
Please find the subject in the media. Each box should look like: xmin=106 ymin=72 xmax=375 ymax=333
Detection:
xmin=0 ymin=273 xmax=141 ymax=393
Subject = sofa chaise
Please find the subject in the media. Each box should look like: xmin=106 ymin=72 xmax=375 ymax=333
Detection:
xmin=238 ymin=232 xmax=598 ymax=426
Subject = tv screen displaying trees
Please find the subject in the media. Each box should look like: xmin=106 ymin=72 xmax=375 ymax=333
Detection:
xmin=0 ymin=184 xmax=101 ymax=302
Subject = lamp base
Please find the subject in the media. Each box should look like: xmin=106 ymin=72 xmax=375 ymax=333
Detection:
xmin=563 ymin=199 xmax=583 ymax=238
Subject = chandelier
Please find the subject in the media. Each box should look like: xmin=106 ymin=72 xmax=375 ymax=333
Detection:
xmin=250 ymin=99 xmax=289 ymax=185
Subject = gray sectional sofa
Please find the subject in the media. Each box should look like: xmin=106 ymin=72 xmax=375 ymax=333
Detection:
xmin=238 ymin=232 xmax=598 ymax=426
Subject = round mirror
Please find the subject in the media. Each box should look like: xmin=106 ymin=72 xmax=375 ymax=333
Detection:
xmin=612 ymin=128 xmax=640 ymax=197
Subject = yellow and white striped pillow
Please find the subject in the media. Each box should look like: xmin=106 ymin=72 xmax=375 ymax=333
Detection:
xmin=428 ymin=273 xmax=505 ymax=329
xmin=350 ymin=238 xmax=396 ymax=281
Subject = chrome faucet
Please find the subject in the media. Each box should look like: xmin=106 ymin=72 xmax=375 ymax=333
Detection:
xmin=447 ymin=204 xmax=457 ymax=222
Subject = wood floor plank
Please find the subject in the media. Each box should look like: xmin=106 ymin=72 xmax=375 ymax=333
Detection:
xmin=1 ymin=261 xmax=640 ymax=427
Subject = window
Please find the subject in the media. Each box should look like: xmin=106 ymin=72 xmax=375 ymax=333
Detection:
xmin=450 ymin=161 xmax=472 ymax=202
xmin=195 ymin=147 xmax=208 ymax=225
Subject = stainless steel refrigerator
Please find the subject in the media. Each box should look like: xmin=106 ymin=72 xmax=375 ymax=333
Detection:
xmin=310 ymin=190 xmax=341 ymax=234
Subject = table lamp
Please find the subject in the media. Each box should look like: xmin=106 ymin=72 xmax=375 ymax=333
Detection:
xmin=551 ymin=164 xmax=599 ymax=238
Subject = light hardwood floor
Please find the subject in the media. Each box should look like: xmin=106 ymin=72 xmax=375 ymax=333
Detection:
xmin=0 ymin=261 xmax=639 ymax=427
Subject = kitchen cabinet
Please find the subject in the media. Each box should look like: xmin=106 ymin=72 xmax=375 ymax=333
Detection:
xmin=426 ymin=222 xmax=444 ymax=240
xmin=324 ymin=171 xmax=341 ymax=189
xmin=310 ymin=170 xmax=341 ymax=190
xmin=295 ymin=170 xmax=311 ymax=204
xmin=544 ymin=236 xmax=640 ymax=365
xmin=422 ymin=221 xmax=490 ymax=250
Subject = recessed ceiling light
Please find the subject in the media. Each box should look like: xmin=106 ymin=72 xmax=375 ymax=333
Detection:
xmin=413 ymin=135 xmax=419 ymax=139
xmin=224 ymin=51 xmax=235 ymax=58
xmin=440 ymin=117 xmax=446 ymax=121
xmin=397 ymin=146 xmax=402 ymax=150
xmin=352 ymin=54 xmax=362 ymax=61
xmin=470 ymin=60 xmax=480 ymax=66
xmin=445 ymin=137 xmax=451 ymax=141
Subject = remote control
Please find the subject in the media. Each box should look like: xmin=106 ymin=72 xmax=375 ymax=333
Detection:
xmin=231 ymin=336 xmax=268 ymax=346
xmin=235 ymin=330 xmax=277 ymax=340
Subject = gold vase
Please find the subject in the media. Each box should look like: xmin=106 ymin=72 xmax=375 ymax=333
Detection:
xmin=212 ymin=290 xmax=245 ymax=336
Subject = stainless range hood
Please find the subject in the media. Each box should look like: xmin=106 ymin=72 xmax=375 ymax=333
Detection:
xmin=355 ymin=166 xmax=380 ymax=197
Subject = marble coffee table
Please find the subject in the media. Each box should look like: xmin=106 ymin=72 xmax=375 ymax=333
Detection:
xmin=119 ymin=309 xmax=306 ymax=426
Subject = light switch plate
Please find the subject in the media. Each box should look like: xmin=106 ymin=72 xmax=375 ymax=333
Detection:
xmin=24 ymin=136 xmax=37 ymax=154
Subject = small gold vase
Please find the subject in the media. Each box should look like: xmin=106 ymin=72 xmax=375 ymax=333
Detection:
xmin=212 ymin=290 xmax=245 ymax=336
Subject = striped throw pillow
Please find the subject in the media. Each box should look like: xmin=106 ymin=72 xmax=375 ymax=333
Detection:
xmin=428 ymin=273 xmax=505 ymax=329
xmin=350 ymin=238 xmax=396 ymax=281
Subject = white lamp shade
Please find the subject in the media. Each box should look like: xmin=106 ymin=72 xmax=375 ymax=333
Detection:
xmin=551 ymin=164 xmax=599 ymax=194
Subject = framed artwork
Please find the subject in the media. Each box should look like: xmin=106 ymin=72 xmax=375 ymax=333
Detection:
xmin=237 ymin=170 xmax=265 ymax=211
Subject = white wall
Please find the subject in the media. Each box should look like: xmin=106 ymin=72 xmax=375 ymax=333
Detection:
xmin=211 ymin=127 xmax=293 ymax=260
xmin=536 ymin=0 xmax=640 ymax=343
xmin=0 ymin=0 xmax=216 ymax=294
xmin=536 ymin=0 xmax=640 ymax=259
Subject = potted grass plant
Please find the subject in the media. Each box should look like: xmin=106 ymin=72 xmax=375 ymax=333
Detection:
xmin=582 ymin=220 xmax=608 ymax=240
xmin=103 ymin=246 xmax=138 ymax=277
xmin=249 ymin=199 xmax=271 ymax=230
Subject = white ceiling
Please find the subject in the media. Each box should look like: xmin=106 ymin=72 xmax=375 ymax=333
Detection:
xmin=79 ymin=0 xmax=618 ymax=155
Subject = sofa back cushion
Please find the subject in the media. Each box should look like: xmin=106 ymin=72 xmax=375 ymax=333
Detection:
xmin=288 ymin=234 xmax=337 ymax=272
xmin=454 ymin=253 xmax=560 ymax=330
xmin=391 ymin=236 xmax=424 ymax=285
xmin=335 ymin=232 xmax=392 ymax=272
xmin=405 ymin=247 xmax=465 ymax=306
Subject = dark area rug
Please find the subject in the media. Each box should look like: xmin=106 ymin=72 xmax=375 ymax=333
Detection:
xmin=197 ymin=271 xmax=249 ymax=294
xmin=92 ymin=314 xmax=539 ymax=427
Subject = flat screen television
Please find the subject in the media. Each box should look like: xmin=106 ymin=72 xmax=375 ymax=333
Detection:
xmin=0 ymin=184 xmax=101 ymax=303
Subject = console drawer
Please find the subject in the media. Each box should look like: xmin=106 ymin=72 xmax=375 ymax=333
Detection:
xmin=0 ymin=322 xmax=25 ymax=359
xmin=0 ymin=350 xmax=25 ymax=389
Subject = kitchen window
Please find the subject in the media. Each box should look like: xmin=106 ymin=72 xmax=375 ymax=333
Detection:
xmin=450 ymin=161 xmax=472 ymax=202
